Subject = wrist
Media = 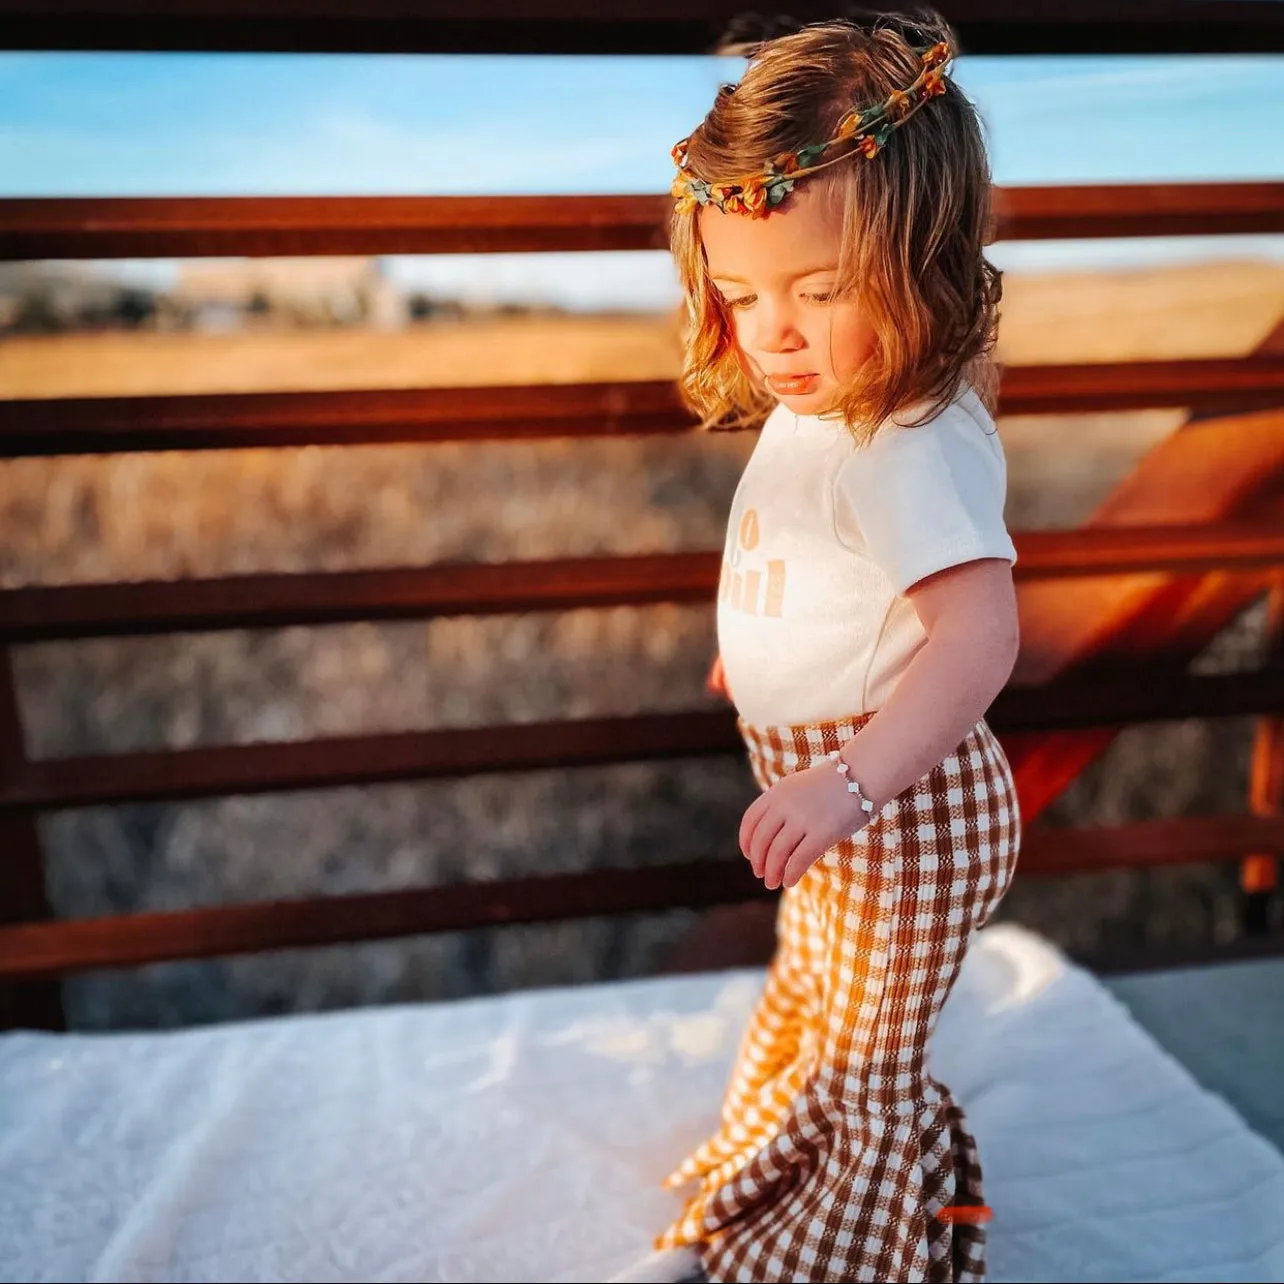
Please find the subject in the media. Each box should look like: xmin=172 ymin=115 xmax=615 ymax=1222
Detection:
xmin=827 ymin=744 xmax=880 ymax=818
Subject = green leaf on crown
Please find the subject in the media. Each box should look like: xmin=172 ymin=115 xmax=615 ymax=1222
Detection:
xmin=766 ymin=179 xmax=795 ymax=206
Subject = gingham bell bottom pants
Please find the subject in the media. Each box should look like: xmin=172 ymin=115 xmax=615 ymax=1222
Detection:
xmin=655 ymin=712 xmax=1021 ymax=1283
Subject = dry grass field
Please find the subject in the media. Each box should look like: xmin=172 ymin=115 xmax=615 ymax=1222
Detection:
xmin=2 ymin=257 xmax=1281 ymax=1028
xmin=2 ymin=260 xmax=1281 ymax=402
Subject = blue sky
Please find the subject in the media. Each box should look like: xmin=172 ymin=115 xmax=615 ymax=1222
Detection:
xmin=2 ymin=51 xmax=1281 ymax=307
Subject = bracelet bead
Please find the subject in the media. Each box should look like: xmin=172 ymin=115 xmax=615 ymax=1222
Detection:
xmin=826 ymin=750 xmax=875 ymax=814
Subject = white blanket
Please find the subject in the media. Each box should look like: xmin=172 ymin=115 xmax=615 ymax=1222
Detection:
xmin=2 ymin=923 xmax=1282 ymax=1283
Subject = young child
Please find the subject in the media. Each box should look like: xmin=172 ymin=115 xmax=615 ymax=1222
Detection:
xmin=619 ymin=13 xmax=1022 ymax=1284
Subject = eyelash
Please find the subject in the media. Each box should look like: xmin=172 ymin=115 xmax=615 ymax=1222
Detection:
xmin=723 ymin=291 xmax=836 ymax=310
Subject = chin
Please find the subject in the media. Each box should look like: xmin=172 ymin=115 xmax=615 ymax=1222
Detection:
xmin=775 ymin=386 xmax=839 ymax=415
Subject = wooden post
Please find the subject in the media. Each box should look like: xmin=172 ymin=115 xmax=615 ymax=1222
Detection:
xmin=1241 ymin=318 xmax=1284 ymax=934
xmin=0 ymin=645 xmax=64 ymax=1030
xmin=1243 ymin=581 xmax=1284 ymax=934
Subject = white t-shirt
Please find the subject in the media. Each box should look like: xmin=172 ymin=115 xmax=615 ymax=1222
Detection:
xmin=716 ymin=385 xmax=1017 ymax=728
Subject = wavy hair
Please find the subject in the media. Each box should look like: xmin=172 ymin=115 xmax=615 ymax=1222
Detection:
xmin=670 ymin=11 xmax=1001 ymax=442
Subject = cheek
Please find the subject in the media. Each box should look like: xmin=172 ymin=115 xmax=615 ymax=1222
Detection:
xmin=827 ymin=309 xmax=877 ymax=380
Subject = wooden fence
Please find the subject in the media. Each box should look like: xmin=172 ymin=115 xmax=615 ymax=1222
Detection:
xmin=1 ymin=10 xmax=1283 ymax=1029
xmin=0 ymin=0 xmax=1280 ymax=54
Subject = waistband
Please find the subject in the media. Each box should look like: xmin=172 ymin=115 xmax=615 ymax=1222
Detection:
xmin=737 ymin=712 xmax=877 ymax=769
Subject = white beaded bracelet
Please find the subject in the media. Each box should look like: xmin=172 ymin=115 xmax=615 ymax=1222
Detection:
xmin=827 ymin=750 xmax=875 ymax=815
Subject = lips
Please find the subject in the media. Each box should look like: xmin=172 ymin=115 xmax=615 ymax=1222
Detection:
xmin=766 ymin=373 xmax=820 ymax=395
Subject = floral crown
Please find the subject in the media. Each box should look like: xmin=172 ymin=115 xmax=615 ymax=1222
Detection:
xmin=670 ymin=40 xmax=953 ymax=218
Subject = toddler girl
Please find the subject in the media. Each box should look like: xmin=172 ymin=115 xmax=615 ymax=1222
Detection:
xmin=625 ymin=12 xmax=1022 ymax=1283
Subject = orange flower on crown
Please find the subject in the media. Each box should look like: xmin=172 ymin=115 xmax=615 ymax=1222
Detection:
xmin=835 ymin=111 xmax=863 ymax=140
xmin=885 ymin=89 xmax=910 ymax=119
xmin=671 ymin=177 xmax=700 ymax=214
xmin=856 ymin=134 xmax=882 ymax=159
xmin=773 ymin=152 xmax=801 ymax=175
xmin=703 ymin=183 xmax=746 ymax=214
xmin=740 ymin=178 xmax=769 ymax=217
xmin=923 ymin=68 xmax=947 ymax=98
xmin=922 ymin=41 xmax=951 ymax=68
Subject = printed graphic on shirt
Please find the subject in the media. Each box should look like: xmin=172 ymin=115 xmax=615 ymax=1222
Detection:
xmin=719 ymin=504 xmax=787 ymax=618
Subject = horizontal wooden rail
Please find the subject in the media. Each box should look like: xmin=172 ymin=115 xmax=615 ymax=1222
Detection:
xmin=0 ymin=860 xmax=770 ymax=980
xmin=0 ymin=195 xmax=670 ymax=260
xmin=1001 ymin=355 xmax=1284 ymax=416
xmin=1014 ymin=522 xmax=1284 ymax=581
xmin=1 ymin=380 xmax=685 ymax=455
xmin=5 ymin=357 xmax=1283 ymax=457
xmin=2 ymin=668 xmax=1281 ymax=814
xmin=0 ymin=0 xmax=1279 ymax=56
xmin=6 ymin=522 xmax=1284 ymax=643
xmin=1 ymin=814 xmax=1280 ymax=981
xmin=0 ymin=554 xmax=722 ymax=641
xmin=1022 ymin=814 xmax=1284 ymax=878
xmin=0 ymin=711 xmax=742 ymax=812
xmin=990 ymin=181 xmax=1284 ymax=242
xmin=2 ymin=183 xmax=1282 ymax=260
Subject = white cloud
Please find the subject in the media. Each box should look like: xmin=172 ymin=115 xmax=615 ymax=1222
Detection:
xmin=306 ymin=110 xmax=642 ymax=194
xmin=0 ymin=107 xmax=656 ymax=198
xmin=962 ymin=55 xmax=1252 ymax=99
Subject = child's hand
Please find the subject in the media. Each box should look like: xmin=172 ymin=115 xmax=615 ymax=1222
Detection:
xmin=706 ymin=652 xmax=732 ymax=703
xmin=740 ymin=762 xmax=873 ymax=890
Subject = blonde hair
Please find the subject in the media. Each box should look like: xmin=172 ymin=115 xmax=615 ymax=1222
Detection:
xmin=670 ymin=11 xmax=1001 ymax=443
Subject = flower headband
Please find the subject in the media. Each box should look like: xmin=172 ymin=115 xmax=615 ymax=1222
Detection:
xmin=670 ymin=40 xmax=953 ymax=218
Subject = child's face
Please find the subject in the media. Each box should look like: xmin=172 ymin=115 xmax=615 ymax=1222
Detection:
xmin=700 ymin=186 xmax=876 ymax=416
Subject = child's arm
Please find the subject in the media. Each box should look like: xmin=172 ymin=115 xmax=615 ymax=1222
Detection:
xmin=706 ymin=652 xmax=732 ymax=702
xmin=742 ymin=557 xmax=1018 ymax=889
xmin=839 ymin=556 xmax=1019 ymax=808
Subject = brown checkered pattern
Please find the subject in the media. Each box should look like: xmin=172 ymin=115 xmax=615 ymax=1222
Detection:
xmin=655 ymin=713 xmax=1020 ymax=1283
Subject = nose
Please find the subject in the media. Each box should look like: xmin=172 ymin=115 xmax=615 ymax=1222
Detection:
xmin=747 ymin=298 xmax=804 ymax=355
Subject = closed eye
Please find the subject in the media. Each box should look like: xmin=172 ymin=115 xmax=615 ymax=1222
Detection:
xmin=718 ymin=289 xmax=836 ymax=309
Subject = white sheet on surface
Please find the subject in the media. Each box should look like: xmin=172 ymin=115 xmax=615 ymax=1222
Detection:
xmin=1 ymin=922 xmax=1282 ymax=1284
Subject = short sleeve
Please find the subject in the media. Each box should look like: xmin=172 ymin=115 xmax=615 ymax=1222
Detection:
xmin=834 ymin=402 xmax=1017 ymax=596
